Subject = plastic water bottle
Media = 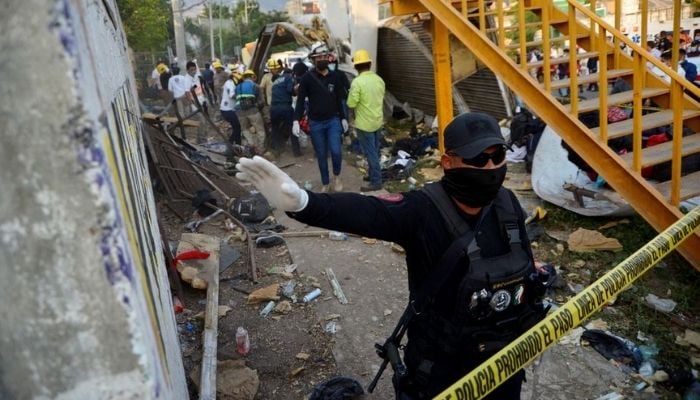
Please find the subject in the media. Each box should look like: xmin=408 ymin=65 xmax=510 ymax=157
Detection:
xmin=328 ymin=231 xmax=348 ymax=241
xmin=235 ymin=327 xmax=250 ymax=356
xmin=260 ymin=301 xmax=275 ymax=317
xmin=303 ymin=288 xmax=322 ymax=303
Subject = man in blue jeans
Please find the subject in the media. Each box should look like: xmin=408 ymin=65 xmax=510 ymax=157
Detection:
xmin=347 ymin=49 xmax=385 ymax=192
xmin=293 ymin=41 xmax=349 ymax=192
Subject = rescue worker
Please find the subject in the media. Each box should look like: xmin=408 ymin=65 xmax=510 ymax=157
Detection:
xmin=212 ymin=61 xmax=228 ymax=105
xmin=259 ymin=59 xmax=278 ymax=151
xmin=268 ymin=58 xmax=301 ymax=157
xmin=347 ymin=49 xmax=385 ymax=192
xmin=236 ymin=112 xmax=548 ymax=399
xmin=235 ymin=69 xmax=266 ymax=154
xmin=220 ymin=71 xmax=242 ymax=145
xmin=293 ymin=41 xmax=349 ymax=192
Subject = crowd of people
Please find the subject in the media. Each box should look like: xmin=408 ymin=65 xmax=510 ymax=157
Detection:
xmin=148 ymin=41 xmax=386 ymax=193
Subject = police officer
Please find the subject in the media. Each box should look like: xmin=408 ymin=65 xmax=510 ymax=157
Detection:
xmin=236 ymin=112 xmax=549 ymax=399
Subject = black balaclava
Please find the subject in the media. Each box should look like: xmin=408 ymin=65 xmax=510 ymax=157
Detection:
xmin=441 ymin=164 xmax=507 ymax=207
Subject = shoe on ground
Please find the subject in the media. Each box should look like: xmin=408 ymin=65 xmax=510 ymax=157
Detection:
xmin=255 ymin=231 xmax=285 ymax=248
xmin=360 ymin=184 xmax=383 ymax=192
xmin=332 ymin=175 xmax=343 ymax=192
xmin=321 ymin=184 xmax=330 ymax=193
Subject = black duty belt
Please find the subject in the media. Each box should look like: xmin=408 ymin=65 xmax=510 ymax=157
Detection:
xmin=271 ymin=102 xmax=292 ymax=106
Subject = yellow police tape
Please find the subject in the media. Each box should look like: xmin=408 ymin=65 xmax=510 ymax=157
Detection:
xmin=434 ymin=206 xmax=700 ymax=400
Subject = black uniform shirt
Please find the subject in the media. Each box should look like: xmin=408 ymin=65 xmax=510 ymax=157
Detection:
xmin=294 ymin=69 xmax=347 ymax=121
xmin=288 ymin=185 xmax=532 ymax=312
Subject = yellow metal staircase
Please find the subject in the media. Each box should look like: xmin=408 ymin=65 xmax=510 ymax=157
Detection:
xmin=382 ymin=0 xmax=700 ymax=268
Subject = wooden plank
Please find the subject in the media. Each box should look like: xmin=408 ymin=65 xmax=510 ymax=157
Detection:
xmin=572 ymin=88 xmax=669 ymax=113
xmin=547 ymin=69 xmax=632 ymax=90
xmin=486 ymin=19 xmax=568 ymax=33
xmin=654 ymin=170 xmax=700 ymax=201
xmin=142 ymin=112 xmax=200 ymax=127
xmin=177 ymin=233 xmax=220 ymax=400
xmin=620 ymin=133 xmax=700 ymax=167
xmin=591 ymin=109 xmax=700 ymax=140
xmin=526 ymin=50 xmax=609 ymax=69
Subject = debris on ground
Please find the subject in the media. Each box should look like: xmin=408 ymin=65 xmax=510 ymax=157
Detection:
xmin=247 ymin=284 xmax=280 ymax=304
xmin=567 ymin=228 xmax=623 ymax=252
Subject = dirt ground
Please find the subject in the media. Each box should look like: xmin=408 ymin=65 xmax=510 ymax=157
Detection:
xmin=156 ymin=117 xmax=699 ymax=400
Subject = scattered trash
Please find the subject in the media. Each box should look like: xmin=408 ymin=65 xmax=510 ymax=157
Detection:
xmin=585 ymin=319 xmax=609 ymax=331
xmin=567 ymin=228 xmax=623 ymax=252
xmin=236 ymin=327 xmax=250 ymax=356
xmin=594 ymin=391 xmax=623 ymax=400
xmin=232 ymin=192 xmax=271 ymax=223
xmin=218 ymin=305 xmax=232 ymax=317
xmin=308 ymin=377 xmax=365 ymax=400
xmin=545 ymin=229 xmax=570 ymax=242
xmin=383 ymin=309 xmax=392 ymax=317
xmin=362 ymin=238 xmax=377 ymax=245
xmin=598 ymin=219 xmax=630 ymax=230
xmin=634 ymin=381 xmax=648 ymax=391
xmin=266 ymin=266 xmax=293 ymax=279
xmin=324 ymin=321 xmax=337 ymax=334
xmin=328 ymin=231 xmax=348 ymax=241
xmin=255 ymin=231 xmax=285 ymax=248
xmin=290 ymin=366 xmax=305 ymax=377
xmin=274 ymin=300 xmax=292 ymax=314
xmin=639 ymin=360 xmax=656 ymax=377
xmin=219 ymin=241 xmax=241 ymax=274
xmin=281 ymin=280 xmax=297 ymax=299
xmin=247 ymin=284 xmax=280 ymax=304
xmin=391 ymin=243 xmax=405 ymax=253
xmin=581 ymin=329 xmax=641 ymax=369
xmin=296 ymin=352 xmax=311 ymax=361
xmin=558 ymin=327 xmax=585 ymax=346
xmin=184 ymin=209 xmax=224 ymax=232
xmin=638 ymin=344 xmax=659 ymax=361
xmin=326 ymin=268 xmax=348 ymax=305
xmin=260 ymin=301 xmax=275 ymax=317
xmin=325 ymin=314 xmax=341 ymax=321
xmin=303 ymin=288 xmax=322 ymax=303
xmin=568 ymin=283 xmax=585 ymax=294
xmin=645 ymin=293 xmax=677 ymax=313
xmin=650 ymin=370 xmax=669 ymax=383
xmin=676 ymin=329 xmax=700 ymax=348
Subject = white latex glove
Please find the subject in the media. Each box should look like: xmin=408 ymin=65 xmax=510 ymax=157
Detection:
xmin=341 ymin=119 xmax=349 ymax=133
xmin=292 ymin=120 xmax=301 ymax=137
xmin=235 ymin=156 xmax=309 ymax=212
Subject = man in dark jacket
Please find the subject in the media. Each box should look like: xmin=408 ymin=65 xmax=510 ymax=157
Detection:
xmin=236 ymin=112 xmax=548 ymax=399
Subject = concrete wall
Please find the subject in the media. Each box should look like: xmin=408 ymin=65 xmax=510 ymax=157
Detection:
xmin=0 ymin=0 xmax=187 ymax=398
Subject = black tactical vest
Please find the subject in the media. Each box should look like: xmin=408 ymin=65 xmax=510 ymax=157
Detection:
xmin=409 ymin=184 xmax=541 ymax=367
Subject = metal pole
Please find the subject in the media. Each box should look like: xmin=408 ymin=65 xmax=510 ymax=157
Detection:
xmin=219 ymin=1 xmax=224 ymax=58
xmin=208 ymin=2 xmax=215 ymax=61
xmin=171 ymin=0 xmax=187 ymax=73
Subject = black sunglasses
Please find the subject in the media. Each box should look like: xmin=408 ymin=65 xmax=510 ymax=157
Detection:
xmin=449 ymin=146 xmax=507 ymax=167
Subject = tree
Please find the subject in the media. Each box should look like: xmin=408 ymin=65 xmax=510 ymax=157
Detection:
xmin=116 ymin=0 xmax=172 ymax=52
xmin=202 ymin=3 xmax=232 ymax=19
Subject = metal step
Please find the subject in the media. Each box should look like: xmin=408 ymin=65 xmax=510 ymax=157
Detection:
xmin=547 ymin=69 xmax=632 ymax=90
xmin=654 ymin=170 xmax=700 ymax=201
xmin=591 ymin=109 xmax=700 ymax=140
xmin=571 ymin=88 xmax=669 ymax=114
xmin=619 ymin=133 xmax=700 ymax=168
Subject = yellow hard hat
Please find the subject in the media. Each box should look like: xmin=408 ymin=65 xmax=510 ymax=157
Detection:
xmin=352 ymin=49 xmax=372 ymax=66
xmin=156 ymin=63 xmax=168 ymax=74
xmin=212 ymin=61 xmax=223 ymax=69
xmin=242 ymin=69 xmax=256 ymax=77
xmin=266 ymin=58 xmax=281 ymax=69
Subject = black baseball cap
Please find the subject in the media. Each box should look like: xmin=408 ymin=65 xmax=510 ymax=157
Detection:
xmin=444 ymin=112 xmax=506 ymax=159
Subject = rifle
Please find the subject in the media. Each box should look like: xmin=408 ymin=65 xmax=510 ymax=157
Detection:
xmin=367 ymin=303 xmax=412 ymax=393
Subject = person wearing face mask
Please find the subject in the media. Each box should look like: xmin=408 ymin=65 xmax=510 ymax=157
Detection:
xmin=235 ymin=112 xmax=549 ymax=399
xmin=293 ymin=41 xmax=349 ymax=192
